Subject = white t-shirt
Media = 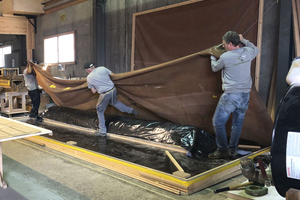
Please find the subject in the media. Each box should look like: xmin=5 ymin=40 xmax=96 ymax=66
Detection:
xmin=23 ymin=68 xmax=39 ymax=91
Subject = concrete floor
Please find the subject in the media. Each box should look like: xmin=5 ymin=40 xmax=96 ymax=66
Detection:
xmin=0 ymin=137 xmax=253 ymax=200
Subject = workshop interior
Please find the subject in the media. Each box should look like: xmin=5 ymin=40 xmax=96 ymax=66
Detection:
xmin=0 ymin=0 xmax=299 ymax=199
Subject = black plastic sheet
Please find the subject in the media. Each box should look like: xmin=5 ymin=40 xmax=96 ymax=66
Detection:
xmin=41 ymin=106 xmax=217 ymax=158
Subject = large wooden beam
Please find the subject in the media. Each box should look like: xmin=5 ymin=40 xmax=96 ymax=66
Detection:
xmin=0 ymin=0 xmax=44 ymax=15
xmin=255 ymin=0 xmax=264 ymax=92
xmin=292 ymin=0 xmax=300 ymax=57
xmin=0 ymin=15 xmax=27 ymax=35
xmin=0 ymin=15 xmax=35 ymax=62
xmin=42 ymin=0 xmax=89 ymax=15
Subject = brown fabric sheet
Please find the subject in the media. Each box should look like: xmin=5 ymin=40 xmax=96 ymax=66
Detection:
xmin=134 ymin=0 xmax=259 ymax=70
xmin=30 ymin=44 xmax=273 ymax=146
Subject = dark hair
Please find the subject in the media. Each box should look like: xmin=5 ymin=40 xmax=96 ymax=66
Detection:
xmin=83 ymin=62 xmax=94 ymax=69
xmin=222 ymin=31 xmax=240 ymax=46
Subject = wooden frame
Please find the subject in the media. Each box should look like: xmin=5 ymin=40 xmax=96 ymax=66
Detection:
xmin=130 ymin=0 xmax=264 ymax=90
xmin=43 ymin=31 xmax=75 ymax=65
xmin=0 ymin=14 xmax=35 ymax=61
xmin=131 ymin=0 xmax=206 ymax=71
xmin=21 ymin=118 xmax=270 ymax=195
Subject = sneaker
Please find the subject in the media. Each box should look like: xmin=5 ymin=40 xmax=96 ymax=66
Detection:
xmin=208 ymin=149 xmax=229 ymax=159
xmin=132 ymin=110 xmax=138 ymax=116
xmin=228 ymin=148 xmax=238 ymax=160
xmin=94 ymin=131 xmax=106 ymax=137
xmin=186 ymin=151 xmax=193 ymax=158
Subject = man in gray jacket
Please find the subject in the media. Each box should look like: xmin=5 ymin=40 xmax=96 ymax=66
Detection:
xmin=208 ymin=31 xmax=259 ymax=159
xmin=84 ymin=62 xmax=138 ymax=137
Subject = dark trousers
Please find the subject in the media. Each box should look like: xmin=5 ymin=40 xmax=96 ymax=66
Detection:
xmin=28 ymin=89 xmax=40 ymax=118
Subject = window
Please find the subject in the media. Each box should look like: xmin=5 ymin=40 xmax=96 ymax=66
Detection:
xmin=0 ymin=46 xmax=12 ymax=68
xmin=44 ymin=31 xmax=75 ymax=64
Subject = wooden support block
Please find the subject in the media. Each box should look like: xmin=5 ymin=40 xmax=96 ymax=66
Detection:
xmin=165 ymin=150 xmax=184 ymax=172
xmin=0 ymin=92 xmax=28 ymax=114
xmin=286 ymin=188 xmax=300 ymax=200
xmin=172 ymin=171 xmax=191 ymax=179
xmin=66 ymin=141 xmax=77 ymax=146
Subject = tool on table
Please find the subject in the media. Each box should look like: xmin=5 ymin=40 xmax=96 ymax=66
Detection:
xmin=258 ymin=158 xmax=271 ymax=187
xmin=245 ymin=185 xmax=268 ymax=196
xmin=165 ymin=150 xmax=191 ymax=178
xmin=214 ymin=181 xmax=254 ymax=193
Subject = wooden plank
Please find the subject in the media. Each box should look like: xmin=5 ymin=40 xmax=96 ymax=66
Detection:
xmin=297 ymin=0 xmax=300 ymax=37
xmin=267 ymin=58 xmax=277 ymax=121
xmin=12 ymin=0 xmax=44 ymax=15
xmin=0 ymin=0 xmax=43 ymax=15
xmin=131 ymin=13 xmax=136 ymax=71
xmin=27 ymin=49 xmax=33 ymax=61
xmin=0 ymin=117 xmax=52 ymax=142
xmin=165 ymin=150 xmax=184 ymax=172
xmin=134 ymin=0 xmax=207 ymax=16
xmin=42 ymin=118 xmax=188 ymax=153
xmin=255 ymin=0 xmax=264 ymax=92
xmin=0 ymin=16 xmax=27 ymax=35
xmin=24 ymin=135 xmax=189 ymax=190
xmin=44 ymin=0 xmax=89 ymax=15
xmin=27 ymin=18 xmax=35 ymax=50
xmin=5 ymin=122 xmax=40 ymax=134
xmin=0 ymin=0 xmax=13 ymax=14
xmin=292 ymin=0 xmax=300 ymax=57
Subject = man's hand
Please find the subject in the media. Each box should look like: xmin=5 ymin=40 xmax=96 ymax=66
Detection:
xmin=239 ymin=34 xmax=244 ymax=41
xmin=91 ymin=87 xmax=97 ymax=94
xmin=210 ymin=55 xmax=217 ymax=61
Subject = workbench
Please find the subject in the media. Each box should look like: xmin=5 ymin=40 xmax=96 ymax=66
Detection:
xmin=0 ymin=116 xmax=52 ymax=188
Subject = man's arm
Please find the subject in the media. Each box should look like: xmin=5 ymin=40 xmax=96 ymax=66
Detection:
xmin=239 ymin=34 xmax=259 ymax=59
xmin=26 ymin=65 xmax=33 ymax=74
xmin=210 ymin=55 xmax=225 ymax=72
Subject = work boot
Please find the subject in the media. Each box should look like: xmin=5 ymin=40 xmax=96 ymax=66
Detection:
xmin=94 ymin=131 xmax=106 ymax=137
xmin=228 ymin=148 xmax=238 ymax=160
xmin=186 ymin=151 xmax=193 ymax=158
xmin=36 ymin=116 xmax=44 ymax=122
xmin=132 ymin=110 xmax=138 ymax=116
xmin=208 ymin=149 xmax=229 ymax=159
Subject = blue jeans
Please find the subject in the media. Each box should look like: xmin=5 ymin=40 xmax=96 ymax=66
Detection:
xmin=212 ymin=92 xmax=250 ymax=151
xmin=28 ymin=89 xmax=40 ymax=118
xmin=96 ymin=88 xmax=133 ymax=133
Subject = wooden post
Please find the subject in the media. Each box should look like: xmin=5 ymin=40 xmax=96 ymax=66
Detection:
xmin=292 ymin=0 xmax=300 ymax=57
xmin=131 ymin=13 xmax=136 ymax=71
xmin=255 ymin=0 xmax=264 ymax=92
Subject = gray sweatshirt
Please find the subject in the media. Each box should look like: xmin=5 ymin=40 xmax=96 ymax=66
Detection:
xmin=211 ymin=38 xmax=259 ymax=93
